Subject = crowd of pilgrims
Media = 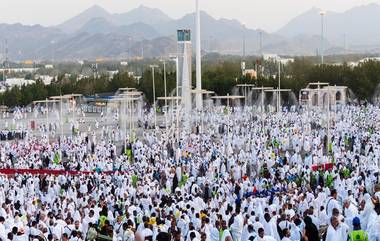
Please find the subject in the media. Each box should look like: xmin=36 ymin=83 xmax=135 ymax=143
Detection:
xmin=0 ymin=104 xmax=379 ymax=241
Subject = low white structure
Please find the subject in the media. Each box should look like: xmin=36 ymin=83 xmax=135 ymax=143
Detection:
xmin=263 ymin=54 xmax=280 ymax=61
xmin=36 ymin=75 xmax=54 ymax=85
xmin=0 ymin=67 xmax=38 ymax=73
xmin=5 ymin=78 xmax=35 ymax=88
xmin=348 ymin=57 xmax=380 ymax=68
xmin=107 ymin=70 xmax=119 ymax=79
xmin=262 ymin=54 xmax=294 ymax=65
xmin=299 ymin=82 xmax=348 ymax=109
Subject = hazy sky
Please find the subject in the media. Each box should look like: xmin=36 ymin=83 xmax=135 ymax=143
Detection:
xmin=1 ymin=0 xmax=380 ymax=32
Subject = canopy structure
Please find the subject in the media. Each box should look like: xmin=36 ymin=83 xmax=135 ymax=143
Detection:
xmin=157 ymin=96 xmax=182 ymax=101
xmin=264 ymin=89 xmax=292 ymax=92
xmin=116 ymin=87 xmax=138 ymax=96
xmin=307 ymin=82 xmax=329 ymax=87
xmin=236 ymin=85 xmax=273 ymax=106
xmin=211 ymin=95 xmax=245 ymax=99
xmin=50 ymin=95 xmax=73 ymax=100
xmin=236 ymin=84 xmax=255 ymax=105
xmin=63 ymin=94 xmax=83 ymax=98
xmin=264 ymin=89 xmax=292 ymax=112
xmin=50 ymin=94 xmax=82 ymax=100
xmin=117 ymin=87 xmax=136 ymax=91
xmin=110 ymin=97 xmax=141 ymax=102
xmin=118 ymin=91 xmax=143 ymax=97
xmin=33 ymin=100 xmax=60 ymax=104
xmin=211 ymin=95 xmax=245 ymax=108
xmin=191 ymin=89 xmax=215 ymax=95
xmin=250 ymin=87 xmax=274 ymax=90
xmin=236 ymin=84 xmax=256 ymax=87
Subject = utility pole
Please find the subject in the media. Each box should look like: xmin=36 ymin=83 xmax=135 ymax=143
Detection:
xmin=259 ymin=31 xmax=263 ymax=55
xmin=160 ymin=59 xmax=168 ymax=131
xmin=150 ymin=65 xmax=159 ymax=129
xmin=320 ymin=11 xmax=326 ymax=65
xmin=278 ymin=61 xmax=281 ymax=112
xmin=242 ymin=23 xmax=246 ymax=59
xmin=195 ymin=0 xmax=203 ymax=110
xmin=169 ymin=55 xmax=180 ymax=144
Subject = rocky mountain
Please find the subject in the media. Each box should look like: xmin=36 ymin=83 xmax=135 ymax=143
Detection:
xmin=276 ymin=3 xmax=380 ymax=48
xmin=263 ymin=34 xmax=332 ymax=56
xmin=58 ymin=5 xmax=115 ymax=34
xmin=57 ymin=4 xmax=172 ymax=34
xmin=77 ymin=18 xmax=161 ymax=39
xmin=1 ymin=3 xmax=380 ymax=61
xmin=0 ymin=23 xmax=65 ymax=60
xmin=112 ymin=4 xmax=172 ymax=27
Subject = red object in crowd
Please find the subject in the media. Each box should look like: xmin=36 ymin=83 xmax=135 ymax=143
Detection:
xmin=0 ymin=169 xmax=120 ymax=176
xmin=311 ymin=163 xmax=334 ymax=171
xmin=31 ymin=121 xmax=35 ymax=130
xmin=253 ymin=186 xmax=257 ymax=194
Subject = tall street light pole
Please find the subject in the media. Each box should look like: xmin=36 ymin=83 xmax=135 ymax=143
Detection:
xmin=169 ymin=55 xmax=180 ymax=144
xmin=320 ymin=11 xmax=326 ymax=65
xmin=278 ymin=60 xmax=281 ymax=112
xmin=150 ymin=65 xmax=159 ymax=129
xmin=160 ymin=59 xmax=168 ymax=131
xmin=195 ymin=0 xmax=203 ymax=110
xmin=242 ymin=23 xmax=246 ymax=60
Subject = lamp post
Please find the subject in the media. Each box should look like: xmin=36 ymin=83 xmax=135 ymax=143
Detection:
xmin=327 ymin=90 xmax=330 ymax=156
xmin=160 ymin=59 xmax=168 ymax=131
xmin=150 ymin=65 xmax=159 ymax=129
xmin=320 ymin=11 xmax=326 ymax=65
xmin=278 ymin=60 xmax=281 ymax=112
xmin=195 ymin=0 xmax=203 ymax=110
xmin=242 ymin=23 xmax=246 ymax=60
xmin=169 ymin=55 xmax=180 ymax=144
xmin=46 ymin=99 xmax=49 ymax=143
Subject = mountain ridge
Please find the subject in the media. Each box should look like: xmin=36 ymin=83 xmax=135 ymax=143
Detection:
xmin=1 ymin=3 xmax=380 ymax=60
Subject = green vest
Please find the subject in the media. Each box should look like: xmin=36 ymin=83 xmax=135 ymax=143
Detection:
xmin=349 ymin=230 xmax=368 ymax=241
xmin=131 ymin=175 xmax=138 ymax=188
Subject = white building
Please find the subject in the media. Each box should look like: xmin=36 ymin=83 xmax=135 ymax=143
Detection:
xmin=263 ymin=54 xmax=280 ymax=61
xmin=262 ymin=54 xmax=294 ymax=65
xmin=36 ymin=75 xmax=54 ymax=85
xmin=279 ymin=58 xmax=294 ymax=65
xmin=0 ymin=67 xmax=38 ymax=73
xmin=348 ymin=57 xmax=380 ymax=68
xmin=5 ymin=78 xmax=35 ymax=88
xmin=299 ymin=82 xmax=348 ymax=109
